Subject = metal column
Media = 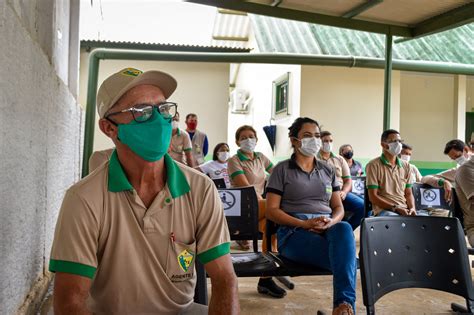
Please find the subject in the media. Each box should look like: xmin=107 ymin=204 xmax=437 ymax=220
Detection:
xmin=383 ymin=34 xmax=393 ymax=130
xmin=82 ymin=55 xmax=100 ymax=177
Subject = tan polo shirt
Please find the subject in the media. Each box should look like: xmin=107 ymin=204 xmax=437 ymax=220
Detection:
xmin=227 ymin=150 xmax=273 ymax=197
xmin=169 ymin=128 xmax=192 ymax=165
xmin=366 ymin=154 xmax=414 ymax=215
xmin=317 ymin=152 xmax=350 ymax=187
xmin=455 ymin=155 xmax=474 ymax=233
xmin=409 ymin=164 xmax=423 ymax=183
xmin=89 ymin=148 xmax=114 ymax=173
xmin=49 ymin=150 xmax=230 ymax=314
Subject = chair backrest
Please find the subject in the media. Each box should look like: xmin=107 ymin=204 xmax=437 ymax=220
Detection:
xmin=360 ymin=216 xmax=474 ymax=311
xmin=412 ymin=183 xmax=452 ymax=211
xmin=212 ymin=178 xmax=226 ymax=189
xmin=351 ymin=176 xmax=366 ymax=197
xmin=218 ymin=186 xmax=259 ymax=252
xmin=364 ymin=185 xmax=373 ymax=217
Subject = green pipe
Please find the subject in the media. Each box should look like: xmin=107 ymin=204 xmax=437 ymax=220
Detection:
xmin=82 ymin=48 xmax=474 ymax=177
xmin=383 ymin=34 xmax=393 ymax=131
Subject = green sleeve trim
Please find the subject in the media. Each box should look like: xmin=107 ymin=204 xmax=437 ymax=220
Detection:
xmin=230 ymin=170 xmax=245 ymax=179
xmin=342 ymin=176 xmax=351 ymax=179
xmin=184 ymin=148 xmax=192 ymax=152
xmin=265 ymin=162 xmax=274 ymax=172
xmin=367 ymin=185 xmax=380 ymax=189
xmin=438 ymin=179 xmax=445 ymax=187
xmin=49 ymin=259 xmax=96 ymax=279
xmin=197 ymin=242 xmax=231 ymax=264
xmin=405 ymin=184 xmax=413 ymax=188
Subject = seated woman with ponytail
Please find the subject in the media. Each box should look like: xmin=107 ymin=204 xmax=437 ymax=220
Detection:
xmin=265 ymin=117 xmax=357 ymax=315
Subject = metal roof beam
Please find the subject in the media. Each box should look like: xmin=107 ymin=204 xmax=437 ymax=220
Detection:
xmin=342 ymin=0 xmax=383 ymax=19
xmin=186 ymin=0 xmax=412 ymax=37
xmin=411 ymin=3 xmax=474 ymax=38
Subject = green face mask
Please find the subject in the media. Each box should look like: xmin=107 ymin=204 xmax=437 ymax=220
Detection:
xmin=117 ymin=108 xmax=172 ymax=162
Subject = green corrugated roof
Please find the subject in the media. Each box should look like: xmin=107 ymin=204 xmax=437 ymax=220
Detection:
xmin=250 ymin=15 xmax=474 ymax=65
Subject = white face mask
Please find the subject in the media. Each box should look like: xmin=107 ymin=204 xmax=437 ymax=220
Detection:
xmin=455 ymin=155 xmax=468 ymax=166
xmin=240 ymin=138 xmax=257 ymax=153
xmin=217 ymin=151 xmax=230 ymax=162
xmin=400 ymin=154 xmax=411 ymax=162
xmin=387 ymin=142 xmax=402 ymax=156
xmin=321 ymin=142 xmax=333 ymax=153
xmin=298 ymin=137 xmax=322 ymax=157
xmin=172 ymin=121 xmax=179 ymax=129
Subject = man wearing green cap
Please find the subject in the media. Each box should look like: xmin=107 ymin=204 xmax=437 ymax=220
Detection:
xmin=49 ymin=68 xmax=238 ymax=314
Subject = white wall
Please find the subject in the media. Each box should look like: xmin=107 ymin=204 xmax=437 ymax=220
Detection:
xmin=230 ymin=63 xmax=301 ymax=160
xmin=400 ymin=72 xmax=455 ymax=162
xmin=79 ymin=52 xmax=230 ymax=154
xmin=300 ymin=66 xmax=401 ymax=161
xmin=0 ymin=1 xmax=82 ymax=313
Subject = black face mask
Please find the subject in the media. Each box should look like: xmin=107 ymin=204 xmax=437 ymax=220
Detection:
xmin=342 ymin=151 xmax=354 ymax=159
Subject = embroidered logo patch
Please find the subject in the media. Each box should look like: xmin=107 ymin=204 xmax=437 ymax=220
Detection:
xmin=121 ymin=68 xmax=143 ymax=77
xmin=325 ymin=185 xmax=333 ymax=194
xmin=177 ymin=249 xmax=195 ymax=272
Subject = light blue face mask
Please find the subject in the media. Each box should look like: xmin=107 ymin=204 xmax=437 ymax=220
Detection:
xmin=117 ymin=108 xmax=172 ymax=162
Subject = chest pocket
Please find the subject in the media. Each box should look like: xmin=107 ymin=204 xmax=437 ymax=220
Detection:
xmin=166 ymin=239 xmax=197 ymax=288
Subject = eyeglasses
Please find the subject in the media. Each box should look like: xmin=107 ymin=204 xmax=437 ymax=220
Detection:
xmin=106 ymin=102 xmax=177 ymax=124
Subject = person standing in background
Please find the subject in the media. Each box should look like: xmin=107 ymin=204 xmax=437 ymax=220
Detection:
xmin=185 ymin=113 xmax=209 ymax=165
xmin=169 ymin=112 xmax=195 ymax=167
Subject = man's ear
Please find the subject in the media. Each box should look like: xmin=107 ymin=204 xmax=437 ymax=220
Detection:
xmin=99 ymin=118 xmax=118 ymax=139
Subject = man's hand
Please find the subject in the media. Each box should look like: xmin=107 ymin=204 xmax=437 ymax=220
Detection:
xmin=339 ymin=191 xmax=347 ymax=201
xmin=394 ymin=207 xmax=416 ymax=216
xmin=443 ymin=181 xmax=452 ymax=202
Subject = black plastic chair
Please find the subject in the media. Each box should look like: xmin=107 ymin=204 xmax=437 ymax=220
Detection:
xmin=412 ymin=182 xmax=453 ymax=214
xmin=351 ymin=176 xmax=366 ymax=198
xmin=264 ymin=219 xmax=333 ymax=277
xmin=212 ymin=178 xmax=226 ymax=189
xmin=359 ymin=216 xmax=474 ymax=315
xmin=364 ymin=185 xmax=373 ymax=217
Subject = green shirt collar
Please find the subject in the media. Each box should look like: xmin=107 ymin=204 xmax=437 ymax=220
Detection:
xmin=237 ymin=149 xmax=259 ymax=161
xmin=108 ymin=150 xmax=190 ymax=198
xmin=380 ymin=153 xmax=402 ymax=168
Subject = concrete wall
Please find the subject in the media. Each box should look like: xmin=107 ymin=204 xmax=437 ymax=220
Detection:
xmin=230 ymin=63 xmax=301 ymax=159
xmin=300 ymin=66 xmax=401 ymax=162
xmin=0 ymin=1 xmax=82 ymax=313
xmin=79 ymin=52 xmax=230 ymax=155
xmin=400 ymin=72 xmax=455 ymax=162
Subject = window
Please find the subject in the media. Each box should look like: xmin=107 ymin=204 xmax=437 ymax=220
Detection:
xmin=272 ymin=72 xmax=290 ymax=118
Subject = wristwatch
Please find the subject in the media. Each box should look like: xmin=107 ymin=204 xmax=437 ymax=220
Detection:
xmin=391 ymin=204 xmax=398 ymax=212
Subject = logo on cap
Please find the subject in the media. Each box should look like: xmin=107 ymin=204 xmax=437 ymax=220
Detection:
xmin=121 ymin=68 xmax=143 ymax=77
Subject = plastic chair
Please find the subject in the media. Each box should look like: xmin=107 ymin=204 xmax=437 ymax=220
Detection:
xmin=211 ymin=178 xmax=226 ymax=189
xmin=359 ymin=216 xmax=474 ymax=314
xmin=411 ymin=182 xmax=453 ymax=214
xmin=351 ymin=176 xmax=366 ymax=198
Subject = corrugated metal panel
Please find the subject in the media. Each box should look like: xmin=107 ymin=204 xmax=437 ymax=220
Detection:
xmin=80 ymin=40 xmax=251 ymax=52
xmin=250 ymin=15 xmax=474 ymax=64
xmin=211 ymin=9 xmax=251 ymax=49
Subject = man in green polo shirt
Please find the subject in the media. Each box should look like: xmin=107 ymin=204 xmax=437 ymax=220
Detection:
xmin=366 ymin=129 xmax=417 ymax=216
xmin=49 ymin=68 xmax=239 ymax=314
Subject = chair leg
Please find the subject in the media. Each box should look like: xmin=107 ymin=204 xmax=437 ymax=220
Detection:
xmin=451 ymin=302 xmax=470 ymax=314
xmin=366 ymin=305 xmax=375 ymax=315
